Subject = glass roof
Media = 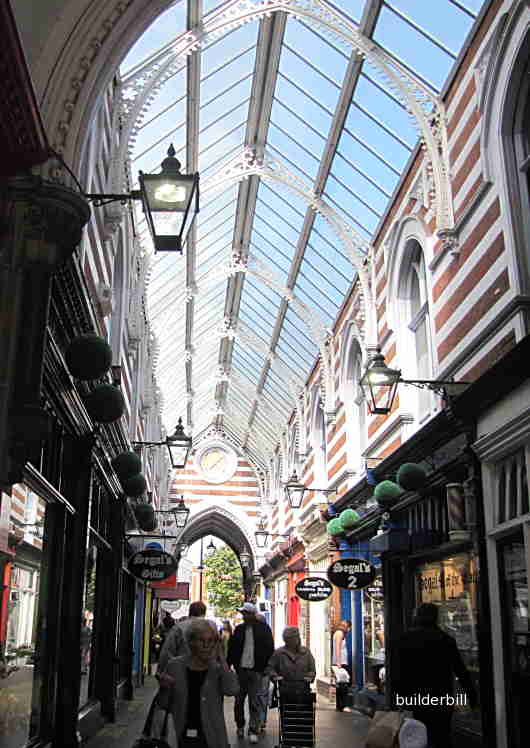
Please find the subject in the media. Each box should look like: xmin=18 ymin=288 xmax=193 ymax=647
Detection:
xmin=121 ymin=0 xmax=486 ymax=467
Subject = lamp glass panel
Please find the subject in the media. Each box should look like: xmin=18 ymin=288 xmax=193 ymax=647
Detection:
xmin=174 ymin=508 xmax=189 ymax=528
xmin=143 ymin=177 xmax=193 ymax=213
xmin=255 ymin=531 xmax=269 ymax=548
xmin=167 ymin=442 xmax=191 ymax=469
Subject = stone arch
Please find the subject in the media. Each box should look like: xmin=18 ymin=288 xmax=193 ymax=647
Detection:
xmin=176 ymin=500 xmax=260 ymax=573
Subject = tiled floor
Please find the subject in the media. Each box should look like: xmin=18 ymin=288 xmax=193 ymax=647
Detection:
xmin=83 ymin=676 xmax=372 ymax=748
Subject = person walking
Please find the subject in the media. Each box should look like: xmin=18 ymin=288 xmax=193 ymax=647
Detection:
xmin=227 ymin=602 xmax=274 ymax=743
xmin=392 ymin=603 xmax=477 ymax=748
xmin=162 ymin=618 xmax=239 ymax=748
xmin=332 ymin=620 xmax=352 ymax=712
xmin=266 ymin=626 xmax=316 ymax=683
xmin=220 ymin=620 xmax=232 ymax=659
xmin=158 ymin=601 xmax=217 ymax=676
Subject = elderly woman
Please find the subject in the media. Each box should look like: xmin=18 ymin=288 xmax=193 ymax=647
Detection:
xmin=162 ymin=618 xmax=239 ymax=748
xmin=266 ymin=626 xmax=316 ymax=683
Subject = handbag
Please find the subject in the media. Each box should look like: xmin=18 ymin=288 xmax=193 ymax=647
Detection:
xmin=132 ymin=692 xmax=172 ymax=748
xmin=365 ymin=710 xmax=405 ymax=748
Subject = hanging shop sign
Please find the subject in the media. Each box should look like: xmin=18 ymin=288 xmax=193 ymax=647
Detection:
xmin=295 ymin=577 xmax=333 ymax=602
xmin=127 ymin=549 xmax=177 ymax=581
xmin=364 ymin=576 xmax=384 ymax=603
xmin=327 ymin=557 xmax=376 ymax=590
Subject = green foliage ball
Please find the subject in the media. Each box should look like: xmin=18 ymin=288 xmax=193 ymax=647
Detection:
xmin=397 ymin=463 xmax=427 ymax=491
xmin=327 ymin=518 xmax=344 ymax=536
xmin=122 ymin=473 xmax=147 ymax=498
xmin=65 ymin=334 xmax=112 ymax=381
xmin=374 ymin=480 xmax=402 ymax=508
xmin=84 ymin=384 xmax=126 ymax=423
xmin=112 ymin=451 xmax=142 ymax=481
xmin=339 ymin=508 xmax=360 ymax=529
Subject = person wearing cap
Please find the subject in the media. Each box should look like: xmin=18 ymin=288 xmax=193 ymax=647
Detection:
xmin=227 ymin=602 xmax=274 ymax=743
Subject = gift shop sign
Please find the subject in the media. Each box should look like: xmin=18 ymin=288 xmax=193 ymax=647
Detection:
xmin=127 ymin=549 xmax=177 ymax=581
xmin=295 ymin=577 xmax=333 ymax=602
xmin=327 ymin=558 xmax=376 ymax=590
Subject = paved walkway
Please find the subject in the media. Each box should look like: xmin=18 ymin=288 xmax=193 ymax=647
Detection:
xmin=83 ymin=676 xmax=372 ymax=748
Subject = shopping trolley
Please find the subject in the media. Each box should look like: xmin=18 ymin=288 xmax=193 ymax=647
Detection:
xmin=274 ymin=679 xmax=316 ymax=748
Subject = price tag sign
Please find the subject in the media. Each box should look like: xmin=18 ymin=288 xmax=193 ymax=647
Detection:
xmin=364 ymin=577 xmax=384 ymax=602
xmin=327 ymin=557 xmax=376 ymax=590
xmin=127 ymin=549 xmax=177 ymax=581
xmin=295 ymin=577 xmax=333 ymax=602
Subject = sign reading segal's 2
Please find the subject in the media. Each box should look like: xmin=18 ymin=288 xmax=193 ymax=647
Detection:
xmin=128 ymin=549 xmax=177 ymax=581
xmin=327 ymin=557 xmax=376 ymax=590
xmin=295 ymin=576 xmax=333 ymax=602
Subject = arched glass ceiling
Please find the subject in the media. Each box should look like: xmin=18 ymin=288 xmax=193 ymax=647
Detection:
xmin=121 ymin=0 xmax=486 ymax=467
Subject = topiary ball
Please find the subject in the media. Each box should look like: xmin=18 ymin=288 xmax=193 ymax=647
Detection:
xmin=397 ymin=463 xmax=427 ymax=491
xmin=84 ymin=384 xmax=125 ymax=423
xmin=374 ymin=480 xmax=402 ymax=508
xmin=112 ymin=451 xmax=142 ymax=481
xmin=65 ymin=334 xmax=112 ymax=381
xmin=339 ymin=508 xmax=361 ymax=529
xmin=133 ymin=503 xmax=157 ymax=532
xmin=327 ymin=518 xmax=344 ymax=536
xmin=122 ymin=473 xmax=147 ymax=498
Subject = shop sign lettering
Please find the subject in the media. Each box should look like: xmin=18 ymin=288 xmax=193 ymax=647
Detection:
xmin=127 ymin=549 xmax=177 ymax=581
xmin=364 ymin=577 xmax=384 ymax=603
xmin=327 ymin=557 xmax=376 ymax=590
xmin=295 ymin=576 xmax=333 ymax=601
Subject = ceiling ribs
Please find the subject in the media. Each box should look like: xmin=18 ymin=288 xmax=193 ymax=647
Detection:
xmin=212 ymin=13 xmax=287 ymax=432
xmin=240 ymin=0 xmax=384 ymax=455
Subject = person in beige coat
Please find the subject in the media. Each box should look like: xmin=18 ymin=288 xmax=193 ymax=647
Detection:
xmin=162 ymin=618 xmax=239 ymax=748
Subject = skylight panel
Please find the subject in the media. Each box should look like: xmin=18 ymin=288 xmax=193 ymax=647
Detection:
xmin=252 ymin=217 xmax=297 ymax=266
xmin=201 ymin=21 xmax=258 ymax=78
xmin=296 ymin=257 xmax=347 ymax=307
xmin=326 ymin=0 xmax=364 ymax=24
xmin=373 ymin=4 xmax=457 ymax=92
xmin=241 ymin=286 xmax=278 ymax=327
xmin=278 ymin=42 xmax=341 ymax=113
xmin=266 ymin=367 xmax=295 ymax=400
xmin=255 ymin=197 xmax=304 ymax=247
xmin=268 ymin=124 xmax=320 ymax=183
xmin=246 ymin=276 xmax=284 ymax=308
xmin=250 ymin=241 xmax=290 ymax=282
xmin=198 ymin=123 xmax=246 ymax=172
xmin=283 ymin=312 xmax=319 ymax=354
xmin=274 ymin=338 xmax=313 ymax=373
xmin=293 ymin=281 xmax=338 ymax=325
xmin=323 ymin=179 xmax=380 ymax=236
xmin=275 ymin=75 xmax=333 ymax=137
xmin=258 ymin=182 xmax=307 ymax=225
xmin=120 ymin=1 xmax=186 ymax=76
xmin=384 ymin=1 xmax=477 ymax=54
xmin=337 ymin=127 xmax=400 ymax=200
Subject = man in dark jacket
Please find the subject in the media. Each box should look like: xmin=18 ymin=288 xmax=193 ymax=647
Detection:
xmin=227 ymin=602 xmax=274 ymax=743
xmin=392 ymin=603 xmax=477 ymax=748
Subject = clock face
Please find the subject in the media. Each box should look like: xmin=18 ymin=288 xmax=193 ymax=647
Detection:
xmin=198 ymin=445 xmax=237 ymax=484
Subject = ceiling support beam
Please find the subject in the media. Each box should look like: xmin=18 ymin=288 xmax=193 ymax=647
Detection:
xmin=242 ymin=2 xmax=383 ymax=452
xmin=214 ymin=12 xmax=287 ymax=431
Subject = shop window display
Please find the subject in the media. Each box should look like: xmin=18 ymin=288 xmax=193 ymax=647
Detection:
xmin=415 ymin=551 xmax=481 ymax=735
xmin=363 ymin=576 xmax=385 ymax=689
xmin=79 ymin=541 xmax=98 ymax=708
xmin=0 ymin=489 xmax=47 ymax=748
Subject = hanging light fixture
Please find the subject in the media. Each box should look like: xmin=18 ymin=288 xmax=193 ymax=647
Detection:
xmin=239 ymin=550 xmax=251 ymax=568
xmin=166 ymin=418 xmax=192 ymax=469
xmin=255 ymin=518 xmax=269 ymax=549
xmin=205 ymin=539 xmax=216 ymax=557
xmin=359 ymin=349 xmax=470 ymax=416
xmin=85 ymin=144 xmax=199 ymax=254
xmin=173 ymin=495 xmax=190 ymax=528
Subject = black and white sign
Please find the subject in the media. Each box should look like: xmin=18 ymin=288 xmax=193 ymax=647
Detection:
xmin=128 ymin=549 xmax=177 ymax=581
xmin=327 ymin=557 xmax=376 ymax=590
xmin=364 ymin=577 xmax=384 ymax=603
xmin=295 ymin=577 xmax=333 ymax=601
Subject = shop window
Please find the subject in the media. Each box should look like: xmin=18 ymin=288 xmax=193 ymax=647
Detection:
xmin=363 ymin=575 xmax=385 ymax=689
xmin=1 ymin=489 xmax=49 ymax=745
xmin=415 ymin=552 xmax=481 ymax=735
xmin=79 ymin=541 xmax=98 ymax=707
xmin=496 ymin=449 xmax=529 ymax=524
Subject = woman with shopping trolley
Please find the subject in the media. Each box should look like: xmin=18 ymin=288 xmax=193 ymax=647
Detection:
xmin=266 ymin=627 xmax=316 ymax=748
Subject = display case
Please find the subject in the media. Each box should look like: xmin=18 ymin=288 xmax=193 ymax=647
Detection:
xmin=363 ymin=575 xmax=385 ymax=690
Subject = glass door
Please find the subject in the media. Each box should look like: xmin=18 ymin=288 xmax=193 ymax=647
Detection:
xmin=498 ymin=530 xmax=530 ymax=748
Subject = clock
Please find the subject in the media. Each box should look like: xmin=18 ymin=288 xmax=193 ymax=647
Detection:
xmin=197 ymin=444 xmax=237 ymax=484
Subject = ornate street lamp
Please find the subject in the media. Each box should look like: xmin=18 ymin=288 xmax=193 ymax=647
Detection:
xmin=254 ymin=517 xmax=291 ymax=548
xmin=86 ymin=145 xmax=199 ymax=253
xmin=284 ymin=470 xmax=335 ymax=509
xmin=132 ymin=417 xmax=192 ymax=470
xmin=205 ymin=539 xmax=216 ymax=557
xmin=173 ymin=495 xmax=190 ymax=528
xmin=239 ymin=550 xmax=251 ymax=568
xmin=359 ymin=349 xmax=470 ymax=416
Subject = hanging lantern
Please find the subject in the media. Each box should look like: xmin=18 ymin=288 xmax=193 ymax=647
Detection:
xmin=84 ymin=384 xmax=125 ymax=423
xmin=112 ymin=451 xmax=142 ymax=481
xmin=122 ymin=473 xmax=147 ymax=498
xmin=65 ymin=334 xmax=112 ymax=381
xmin=374 ymin=480 xmax=402 ymax=508
xmin=339 ymin=508 xmax=360 ymax=530
xmin=397 ymin=463 xmax=427 ymax=491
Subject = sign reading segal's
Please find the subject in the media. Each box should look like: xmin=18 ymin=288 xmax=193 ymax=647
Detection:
xmin=128 ymin=549 xmax=178 ymax=581
xmin=295 ymin=576 xmax=333 ymax=602
xmin=327 ymin=557 xmax=376 ymax=590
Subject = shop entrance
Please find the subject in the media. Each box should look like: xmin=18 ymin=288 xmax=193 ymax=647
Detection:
xmin=498 ymin=529 xmax=530 ymax=748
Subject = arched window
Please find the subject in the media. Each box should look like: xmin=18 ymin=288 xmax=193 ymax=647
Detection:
xmin=312 ymin=394 xmax=327 ymax=487
xmin=288 ymin=425 xmax=299 ymax=477
xmin=395 ymin=237 xmax=434 ymax=423
xmin=341 ymin=333 xmax=365 ymax=474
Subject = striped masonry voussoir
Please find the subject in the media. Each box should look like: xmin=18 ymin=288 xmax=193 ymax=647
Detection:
xmin=328 ymin=432 xmax=346 ymax=462
xmin=437 ymin=268 xmax=510 ymax=362
xmin=447 ymin=76 xmax=477 ymax=138
xmin=451 ymin=140 xmax=481 ymax=198
xmin=449 ymin=108 xmax=480 ymax=166
xmin=455 ymin=175 xmax=484 ymax=223
xmin=328 ymin=453 xmax=347 ymax=481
